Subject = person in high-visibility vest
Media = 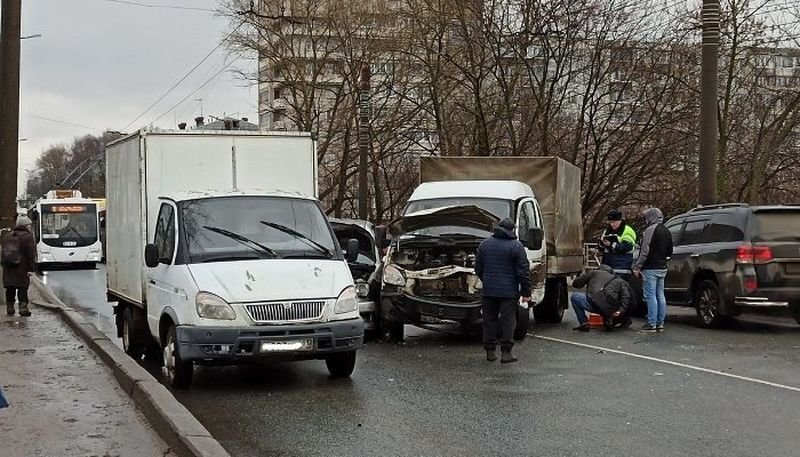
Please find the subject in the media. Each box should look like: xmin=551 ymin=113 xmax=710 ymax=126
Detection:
xmin=599 ymin=209 xmax=637 ymax=277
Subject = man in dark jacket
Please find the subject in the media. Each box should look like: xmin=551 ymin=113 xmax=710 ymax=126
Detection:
xmin=633 ymin=207 xmax=673 ymax=332
xmin=475 ymin=218 xmax=531 ymax=363
xmin=2 ymin=216 xmax=37 ymax=317
xmin=570 ymin=264 xmax=633 ymax=332
xmin=600 ymin=209 xmax=637 ymax=275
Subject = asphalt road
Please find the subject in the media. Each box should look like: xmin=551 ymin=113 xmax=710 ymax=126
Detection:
xmin=44 ymin=266 xmax=800 ymax=457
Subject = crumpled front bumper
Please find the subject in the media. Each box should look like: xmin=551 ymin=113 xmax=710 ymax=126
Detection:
xmin=382 ymin=287 xmax=482 ymax=327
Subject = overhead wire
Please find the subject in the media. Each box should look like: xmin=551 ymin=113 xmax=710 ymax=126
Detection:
xmin=121 ymin=21 xmax=244 ymax=131
xmin=101 ymin=0 xmax=216 ymax=12
xmin=23 ymin=113 xmax=105 ymax=132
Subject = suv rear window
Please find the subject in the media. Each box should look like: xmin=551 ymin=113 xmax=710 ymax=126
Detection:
xmin=751 ymin=210 xmax=800 ymax=242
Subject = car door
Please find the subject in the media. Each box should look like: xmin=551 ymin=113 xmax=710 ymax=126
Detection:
xmin=516 ymin=199 xmax=546 ymax=303
xmin=145 ymin=201 xmax=186 ymax=338
xmin=664 ymin=217 xmax=686 ymax=303
xmin=668 ymin=216 xmax=709 ymax=305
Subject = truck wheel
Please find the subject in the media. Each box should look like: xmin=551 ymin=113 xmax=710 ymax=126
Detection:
xmin=326 ymin=351 xmax=357 ymax=378
xmin=514 ymin=305 xmax=531 ymax=341
xmin=162 ymin=326 xmax=193 ymax=389
xmin=535 ymin=278 xmax=566 ymax=324
xmin=694 ymin=280 xmax=727 ymax=328
xmin=122 ymin=308 xmax=144 ymax=360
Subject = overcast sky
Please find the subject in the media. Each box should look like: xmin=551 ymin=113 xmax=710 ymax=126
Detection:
xmin=17 ymin=0 xmax=256 ymax=194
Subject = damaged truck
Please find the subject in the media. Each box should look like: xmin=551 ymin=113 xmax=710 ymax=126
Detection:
xmin=378 ymin=157 xmax=584 ymax=341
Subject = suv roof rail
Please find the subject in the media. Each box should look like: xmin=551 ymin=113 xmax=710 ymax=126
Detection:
xmin=687 ymin=203 xmax=750 ymax=213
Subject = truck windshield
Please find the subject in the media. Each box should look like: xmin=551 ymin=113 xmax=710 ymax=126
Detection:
xmin=180 ymin=197 xmax=339 ymax=263
xmin=403 ymin=197 xmax=512 ymax=237
xmin=39 ymin=203 xmax=98 ymax=247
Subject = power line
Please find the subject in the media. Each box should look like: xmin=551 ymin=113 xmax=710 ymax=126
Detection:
xmin=149 ymin=53 xmax=244 ymax=125
xmin=23 ymin=113 xmax=105 ymax=132
xmin=101 ymin=0 xmax=215 ymax=12
xmin=121 ymin=22 xmax=244 ymax=131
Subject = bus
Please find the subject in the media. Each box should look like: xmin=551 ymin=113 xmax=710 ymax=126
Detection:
xmin=29 ymin=190 xmax=103 ymax=269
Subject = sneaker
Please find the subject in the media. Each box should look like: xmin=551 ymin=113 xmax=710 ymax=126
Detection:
xmin=656 ymin=324 xmax=665 ymax=332
xmin=572 ymin=324 xmax=590 ymax=332
xmin=640 ymin=324 xmax=657 ymax=333
xmin=486 ymin=349 xmax=497 ymax=362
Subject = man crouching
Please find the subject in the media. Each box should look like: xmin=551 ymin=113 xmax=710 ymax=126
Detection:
xmin=570 ymin=265 xmax=633 ymax=332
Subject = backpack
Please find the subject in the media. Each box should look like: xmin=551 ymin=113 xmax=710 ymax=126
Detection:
xmin=1 ymin=232 xmax=22 ymax=266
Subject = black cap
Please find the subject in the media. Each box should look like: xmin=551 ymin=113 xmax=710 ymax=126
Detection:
xmin=498 ymin=218 xmax=516 ymax=230
xmin=607 ymin=209 xmax=623 ymax=221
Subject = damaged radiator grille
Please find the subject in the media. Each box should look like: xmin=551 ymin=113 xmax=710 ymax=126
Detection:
xmin=416 ymin=277 xmax=470 ymax=297
xmin=245 ymin=301 xmax=325 ymax=323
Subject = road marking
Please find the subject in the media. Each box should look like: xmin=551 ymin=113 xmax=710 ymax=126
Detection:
xmin=533 ymin=334 xmax=800 ymax=393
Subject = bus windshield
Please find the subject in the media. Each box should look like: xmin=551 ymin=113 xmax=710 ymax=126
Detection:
xmin=39 ymin=203 xmax=99 ymax=247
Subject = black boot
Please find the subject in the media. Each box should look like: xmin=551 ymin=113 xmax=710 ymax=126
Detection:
xmin=6 ymin=306 xmax=14 ymax=316
xmin=18 ymin=302 xmax=31 ymax=317
xmin=486 ymin=349 xmax=497 ymax=362
xmin=572 ymin=324 xmax=590 ymax=332
xmin=500 ymin=349 xmax=518 ymax=364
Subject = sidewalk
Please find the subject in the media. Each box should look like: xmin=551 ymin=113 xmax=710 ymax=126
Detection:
xmin=0 ymin=292 xmax=175 ymax=456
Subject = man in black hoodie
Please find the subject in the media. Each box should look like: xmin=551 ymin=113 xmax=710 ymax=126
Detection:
xmin=475 ymin=218 xmax=532 ymax=363
xmin=633 ymin=207 xmax=673 ymax=332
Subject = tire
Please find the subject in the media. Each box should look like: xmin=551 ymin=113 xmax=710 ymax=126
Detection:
xmin=162 ymin=326 xmax=193 ymax=389
xmin=122 ymin=308 xmax=144 ymax=360
xmin=694 ymin=279 xmax=726 ymax=328
xmin=535 ymin=278 xmax=566 ymax=324
xmin=326 ymin=351 xmax=357 ymax=378
xmin=514 ymin=305 xmax=531 ymax=341
xmin=387 ymin=320 xmax=404 ymax=342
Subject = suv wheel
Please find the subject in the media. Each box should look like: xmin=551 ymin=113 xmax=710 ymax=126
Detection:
xmin=694 ymin=280 xmax=725 ymax=327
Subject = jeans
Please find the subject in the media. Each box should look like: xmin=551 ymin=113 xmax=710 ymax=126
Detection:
xmin=482 ymin=297 xmax=517 ymax=351
xmin=642 ymin=269 xmax=667 ymax=326
xmin=570 ymin=292 xmax=602 ymax=325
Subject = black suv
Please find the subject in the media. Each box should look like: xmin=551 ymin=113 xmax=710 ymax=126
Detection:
xmin=664 ymin=204 xmax=800 ymax=326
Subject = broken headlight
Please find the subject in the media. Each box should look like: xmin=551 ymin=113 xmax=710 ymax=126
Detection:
xmin=383 ymin=264 xmax=406 ymax=286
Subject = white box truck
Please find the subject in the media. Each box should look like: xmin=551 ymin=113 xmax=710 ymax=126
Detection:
xmin=105 ymin=129 xmax=363 ymax=388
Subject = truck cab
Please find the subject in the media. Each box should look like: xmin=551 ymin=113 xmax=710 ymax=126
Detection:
xmin=141 ymin=191 xmax=363 ymax=387
xmin=379 ymin=180 xmax=546 ymax=341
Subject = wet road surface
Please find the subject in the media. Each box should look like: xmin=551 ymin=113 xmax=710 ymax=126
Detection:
xmin=44 ymin=266 xmax=800 ymax=457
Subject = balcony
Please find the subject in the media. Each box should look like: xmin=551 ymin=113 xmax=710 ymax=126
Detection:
xmin=272 ymin=98 xmax=289 ymax=112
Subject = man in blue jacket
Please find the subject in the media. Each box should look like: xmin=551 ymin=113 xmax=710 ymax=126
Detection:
xmin=475 ymin=218 xmax=532 ymax=364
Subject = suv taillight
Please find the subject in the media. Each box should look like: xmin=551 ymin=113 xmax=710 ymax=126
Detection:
xmin=736 ymin=245 xmax=773 ymax=264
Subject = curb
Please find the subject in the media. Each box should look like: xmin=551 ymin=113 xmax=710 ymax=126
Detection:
xmin=29 ymin=275 xmax=230 ymax=457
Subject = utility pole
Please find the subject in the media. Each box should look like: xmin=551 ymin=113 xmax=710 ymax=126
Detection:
xmin=698 ymin=0 xmax=720 ymax=205
xmin=0 ymin=0 xmax=22 ymax=229
xmin=358 ymin=65 xmax=371 ymax=220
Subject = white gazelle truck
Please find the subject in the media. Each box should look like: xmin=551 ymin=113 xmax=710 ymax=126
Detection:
xmin=105 ymin=129 xmax=363 ymax=388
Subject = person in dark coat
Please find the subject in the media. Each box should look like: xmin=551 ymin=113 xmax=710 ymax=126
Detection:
xmin=570 ymin=264 xmax=633 ymax=332
xmin=475 ymin=218 xmax=532 ymax=363
xmin=633 ymin=207 xmax=673 ymax=332
xmin=2 ymin=215 xmax=36 ymax=316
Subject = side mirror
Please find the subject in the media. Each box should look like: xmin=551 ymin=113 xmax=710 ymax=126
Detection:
xmin=346 ymin=238 xmax=360 ymax=263
xmin=528 ymin=228 xmax=544 ymax=250
xmin=375 ymin=225 xmax=390 ymax=249
xmin=29 ymin=210 xmax=39 ymax=222
xmin=144 ymin=244 xmax=159 ymax=268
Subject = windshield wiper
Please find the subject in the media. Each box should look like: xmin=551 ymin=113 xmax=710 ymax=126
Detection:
xmin=201 ymin=254 xmax=264 ymax=263
xmin=260 ymin=221 xmax=333 ymax=258
xmin=202 ymin=226 xmax=278 ymax=258
xmin=63 ymin=226 xmax=90 ymax=245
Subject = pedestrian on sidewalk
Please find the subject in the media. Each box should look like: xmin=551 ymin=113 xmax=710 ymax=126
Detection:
xmin=570 ymin=264 xmax=633 ymax=332
xmin=632 ymin=208 xmax=673 ymax=332
xmin=475 ymin=218 xmax=532 ymax=364
xmin=1 ymin=215 xmax=37 ymax=317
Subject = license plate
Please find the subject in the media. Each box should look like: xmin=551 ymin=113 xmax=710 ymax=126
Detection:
xmin=260 ymin=339 xmax=313 ymax=353
xmin=786 ymin=263 xmax=800 ymax=274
